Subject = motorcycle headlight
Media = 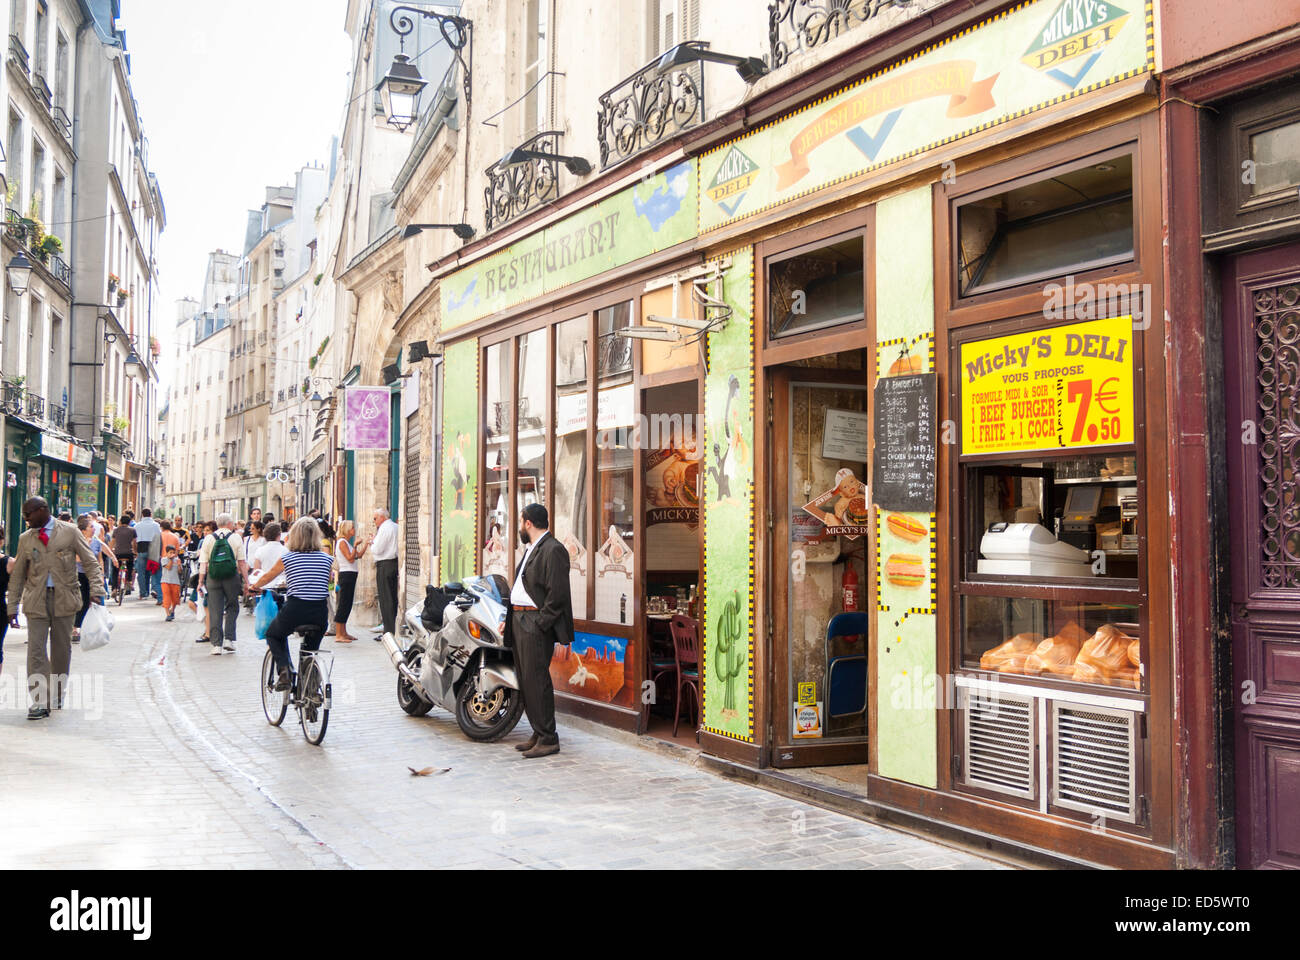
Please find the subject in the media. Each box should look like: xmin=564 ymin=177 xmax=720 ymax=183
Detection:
xmin=467 ymin=620 xmax=482 ymax=640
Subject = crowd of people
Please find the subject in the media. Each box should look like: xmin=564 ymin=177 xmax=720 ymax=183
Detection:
xmin=2 ymin=498 xmax=401 ymax=720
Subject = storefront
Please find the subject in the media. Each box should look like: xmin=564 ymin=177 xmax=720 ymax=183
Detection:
xmin=433 ymin=0 xmax=1203 ymax=866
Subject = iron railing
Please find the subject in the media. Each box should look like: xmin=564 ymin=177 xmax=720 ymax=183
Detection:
xmin=48 ymin=402 xmax=65 ymax=429
xmin=768 ymin=0 xmax=914 ymax=70
xmin=50 ymin=255 xmax=70 ymax=288
xmin=1 ymin=380 xmax=24 ymax=416
xmin=30 ymin=72 xmax=52 ymax=108
xmin=24 ymin=392 xmax=44 ymax=421
xmin=7 ymin=34 xmax=28 ymax=74
xmin=484 ymin=130 xmax=563 ymax=230
xmin=597 ymin=42 xmax=705 ymax=169
xmin=51 ymin=105 xmax=72 ymax=140
xmin=597 ymin=330 xmax=633 ymax=377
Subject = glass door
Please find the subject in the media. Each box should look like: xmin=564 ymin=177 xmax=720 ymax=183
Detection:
xmin=770 ymin=368 xmax=871 ymax=767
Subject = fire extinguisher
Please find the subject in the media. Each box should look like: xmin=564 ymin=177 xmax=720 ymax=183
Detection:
xmin=841 ymin=560 xmax=863 ymax=644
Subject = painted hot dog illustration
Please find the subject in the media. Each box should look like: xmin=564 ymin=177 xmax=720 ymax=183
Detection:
xmin=886 ymin=513 xmax=928 ymax=542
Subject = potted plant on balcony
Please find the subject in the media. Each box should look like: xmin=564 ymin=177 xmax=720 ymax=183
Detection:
xmin=38 ymin=234 xmax=62 ymax=262
xmin=117 ymin=287 xmax=130 ymax=307
xmin=112 ymin=415 xmax=130 ymax=436
xmin=149 ymin=336 xmax=161 ymax=357
xmin=107 ymin=273 xmax=120 ymax=295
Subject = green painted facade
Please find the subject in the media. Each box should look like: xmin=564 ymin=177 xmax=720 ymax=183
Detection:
xmin=874 ymin=187 xmax=938 ymax=788
xmin=439 ymin=339 xmax=479 ymax=585
xmin=701 ymin=248 xmax=756 ymax=742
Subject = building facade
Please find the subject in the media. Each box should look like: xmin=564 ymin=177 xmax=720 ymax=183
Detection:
xmin=2 ymin=0 xmax=162 ymax=545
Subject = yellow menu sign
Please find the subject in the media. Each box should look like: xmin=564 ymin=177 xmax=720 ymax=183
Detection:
xmin=960 ymin=316 xmax=1135 ymax=456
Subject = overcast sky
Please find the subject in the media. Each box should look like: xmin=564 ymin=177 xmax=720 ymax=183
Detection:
xmin=116 ymin=0 xmax=352 ymax=384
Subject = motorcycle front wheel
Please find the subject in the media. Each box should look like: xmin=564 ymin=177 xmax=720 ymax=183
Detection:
xmin=398 ymin=645 xmax=434 ymax=717
xmin=454 ymin=675 xmax=524 ymax=742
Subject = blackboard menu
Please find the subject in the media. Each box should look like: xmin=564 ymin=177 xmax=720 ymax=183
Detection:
xmin=872 ymin=372 xmax=937 ymax=512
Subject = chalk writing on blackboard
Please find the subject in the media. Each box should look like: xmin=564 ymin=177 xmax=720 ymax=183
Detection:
xmin=872 ymin=372 xmax=937 ymax=512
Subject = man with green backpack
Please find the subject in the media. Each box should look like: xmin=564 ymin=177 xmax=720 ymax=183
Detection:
xmin=198 ymin=513 xmax=249 ymax=656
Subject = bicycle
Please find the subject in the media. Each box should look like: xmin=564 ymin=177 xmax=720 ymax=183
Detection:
xmin=260 ymin=622 xmax=333 ymax=745
xmin=112 ymin=557 xmax=133 ymax=606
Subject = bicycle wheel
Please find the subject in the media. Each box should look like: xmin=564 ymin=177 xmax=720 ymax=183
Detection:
xmin=299 ymin=656 xmax=330 ymax=745
xmin=261 ymin=649 xmax=289 ymax=726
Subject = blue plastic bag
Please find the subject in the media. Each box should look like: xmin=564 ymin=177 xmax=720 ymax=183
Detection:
xmin=254 ymin=591 xmax=278 ymax=640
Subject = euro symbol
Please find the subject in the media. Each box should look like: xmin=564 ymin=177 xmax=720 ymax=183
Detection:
xmin=1095 ymin=376 xmax=1122 ymax=415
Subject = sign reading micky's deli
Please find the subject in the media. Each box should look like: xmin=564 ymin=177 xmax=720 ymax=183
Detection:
xmin=960 ymin=315 xmax=1135 ymax=456
xmin=697 ymin=0 xmax=1151 ymax=232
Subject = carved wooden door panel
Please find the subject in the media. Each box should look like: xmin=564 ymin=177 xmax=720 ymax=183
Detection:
xmin=1225 ymin=244 xmax=1300 ymax=869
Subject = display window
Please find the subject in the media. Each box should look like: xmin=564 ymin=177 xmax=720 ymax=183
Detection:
xmin=554 ymin=315 xmax=590 ymax=621
xmin=768 ymin=231 xmax=866 ymax=341
xmin=481 ymin=342 xmax=511 ymax=582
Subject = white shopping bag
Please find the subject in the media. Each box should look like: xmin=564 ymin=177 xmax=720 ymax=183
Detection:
xmin=80 ymin=603 xmax=114 ymax=651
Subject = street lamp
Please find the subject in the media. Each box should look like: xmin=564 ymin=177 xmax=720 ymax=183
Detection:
xmin=403 ymin=222 xmax=475 ymax=242
xmin=379 ymin=5 xmax=473 ymax=131
xmin=654 ymin=41 xmax=769 ymax=84
xmin=6 ymin=251 xmax=33 ymax=297
xmin=498 ymin=144 xmax=592 ymax=177
xmin=290 ymin=423 xmax=300 ymax=442
xmin=124 ymin=348 xmax=146 ymax=379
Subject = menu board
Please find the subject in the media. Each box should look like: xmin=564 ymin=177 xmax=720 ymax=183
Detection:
xmin=872 ymin=373 xmax=936 ymax=512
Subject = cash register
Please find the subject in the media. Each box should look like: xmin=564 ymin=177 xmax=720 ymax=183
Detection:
xmin=978 ymin=522 xmax=1095 ymax=578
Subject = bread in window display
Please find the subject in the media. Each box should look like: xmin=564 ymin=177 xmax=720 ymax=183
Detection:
xmin=979 ymin=632 xmax=1043 ymax=674
xmin=1073 ymin=624 xmax=1136 ymax=685
xmin=1023 ymin=620 xmax=1088 ymax=678
xmin=1126 ymin=637 xmax=1142 ymax=689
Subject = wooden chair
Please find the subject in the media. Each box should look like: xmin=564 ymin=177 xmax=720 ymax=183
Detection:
xmin=669 ymin=614 xmax=701 ymax=738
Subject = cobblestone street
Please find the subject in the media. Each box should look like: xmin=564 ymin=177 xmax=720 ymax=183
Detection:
xmin=0 ymin=600 xmax=1005 ymax=870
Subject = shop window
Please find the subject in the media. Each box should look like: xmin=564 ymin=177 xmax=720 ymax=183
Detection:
xmin=957 ymin=154 xmax=1133 ymax=297
xmin=482 ymin=343 xmax=511 ymax=582
xmin=768 ymin=233 xmax=865 ymax=339
xmin=595 ymin=301 xmax=635 ymax=624
xmin=516 ymin=329 xmax=547 ymax=521
xmin=554 ymin=317 xmax=589 ymax=620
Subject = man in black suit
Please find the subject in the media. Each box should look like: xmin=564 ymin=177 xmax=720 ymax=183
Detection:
xmin=509 ymin=503 xmax=574 ymax=758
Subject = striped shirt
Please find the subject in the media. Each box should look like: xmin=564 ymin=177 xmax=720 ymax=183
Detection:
xmin=281 ymin=550 xmax=334 ymax=600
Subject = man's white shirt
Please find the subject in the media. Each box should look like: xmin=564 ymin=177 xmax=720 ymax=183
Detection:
xmin=511 ymin=531 xmax=549 ymax=608
xmin=371 ymin=519 xmax=399 ymax=561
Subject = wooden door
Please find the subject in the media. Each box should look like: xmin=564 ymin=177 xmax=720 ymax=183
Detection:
xmin=1225 ymin=243 xmax=1300 ymax=869
xmin=768 ymin=368 xmax=871 ymax=767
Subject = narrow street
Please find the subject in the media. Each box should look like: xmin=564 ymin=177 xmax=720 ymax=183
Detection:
xmin=0 ymin=600 xmax=1002 ymax=870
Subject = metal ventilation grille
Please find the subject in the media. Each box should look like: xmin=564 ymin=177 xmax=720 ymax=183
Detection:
xmin=1051 ymin=704 xmax=1137 ymax=823
xmin=961 ymin=688 xmax=1035 ymax=799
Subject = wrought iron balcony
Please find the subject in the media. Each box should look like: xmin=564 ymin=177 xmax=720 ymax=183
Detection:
xmin=50 ymin=255 xmax=70 ymax=288
xmin=768 ymin=0 xmax=914 ymax=70
xmin=24 ymin=392 xmax=44 ymax=421
xmin=484 ymin=130 xmax=563 ymax=231
xmin=30 ymin=72 xmax=52 ymax=108
xmin=1 ymin=380 xmax=23 ymax=416
xmin=8 ymin=35 xmax=28 ymax=75
xmin=51 ymin=105 xmax=72 ymax=140
xmin=48 ymin=402 xmax=66 ymax=429
xmin=597 ymin=43 xmax=705 ymax=170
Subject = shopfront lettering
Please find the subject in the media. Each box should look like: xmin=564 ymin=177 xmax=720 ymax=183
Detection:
xmin=483 ymin=212 xmax=621 ymax=301
xmin=1038 ymin=0 xmax=1112 ymax=46
xmin=1064 ymin=332 xmax=1128 ymax=363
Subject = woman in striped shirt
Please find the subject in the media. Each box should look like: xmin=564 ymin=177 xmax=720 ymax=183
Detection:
xmin=257 ymin=517 xmax=335 ymax=690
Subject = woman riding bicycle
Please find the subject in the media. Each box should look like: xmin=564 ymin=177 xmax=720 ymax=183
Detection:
xmin=256 ymin=517 xmax=335 ymax=691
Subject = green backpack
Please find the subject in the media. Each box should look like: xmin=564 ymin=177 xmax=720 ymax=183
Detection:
xmin=208 ymin=532 xmax=238 ymax=580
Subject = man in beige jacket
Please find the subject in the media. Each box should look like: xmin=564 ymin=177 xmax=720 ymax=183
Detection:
xmin=6 ymin=497 xmax=105 ymax=719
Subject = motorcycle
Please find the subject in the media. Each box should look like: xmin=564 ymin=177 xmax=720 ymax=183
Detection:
xmin=378 ymin=574 xmax=525 ymax=742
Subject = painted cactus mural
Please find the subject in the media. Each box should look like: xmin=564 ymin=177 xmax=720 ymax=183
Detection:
xmin=702 ymin=248 xmax=755 ymax=742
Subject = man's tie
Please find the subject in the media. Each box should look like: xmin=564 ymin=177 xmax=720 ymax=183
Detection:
xmin=39 ymin=529 xmax=49 ymax=547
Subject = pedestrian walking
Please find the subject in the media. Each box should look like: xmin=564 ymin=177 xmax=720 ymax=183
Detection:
xmin=160 ymin=543 xmax=181 ymax=621
xmin=333 ymin=520 xmax=367 ymax=643
xmin=6 ymin=497 xmax=106 ymax=719
xmin=198 ymin=513 xmax=248 ymax=656
xmin=370 ymin=507 xmax=400 ymax=637
xmin=256 ymin=517 xmax=335 ymax=691
xmin=134 ymin=509 xmax=162 ymax=600
xmin=507 ymin=503 xmax=573 ymax=759
xmin=0 ymin=524 xmax=14 ymax=683
xmin=73 ymin=515 xmax=112 ymax=641
xmin=243 ymin=508 xmax=262 ymax=540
